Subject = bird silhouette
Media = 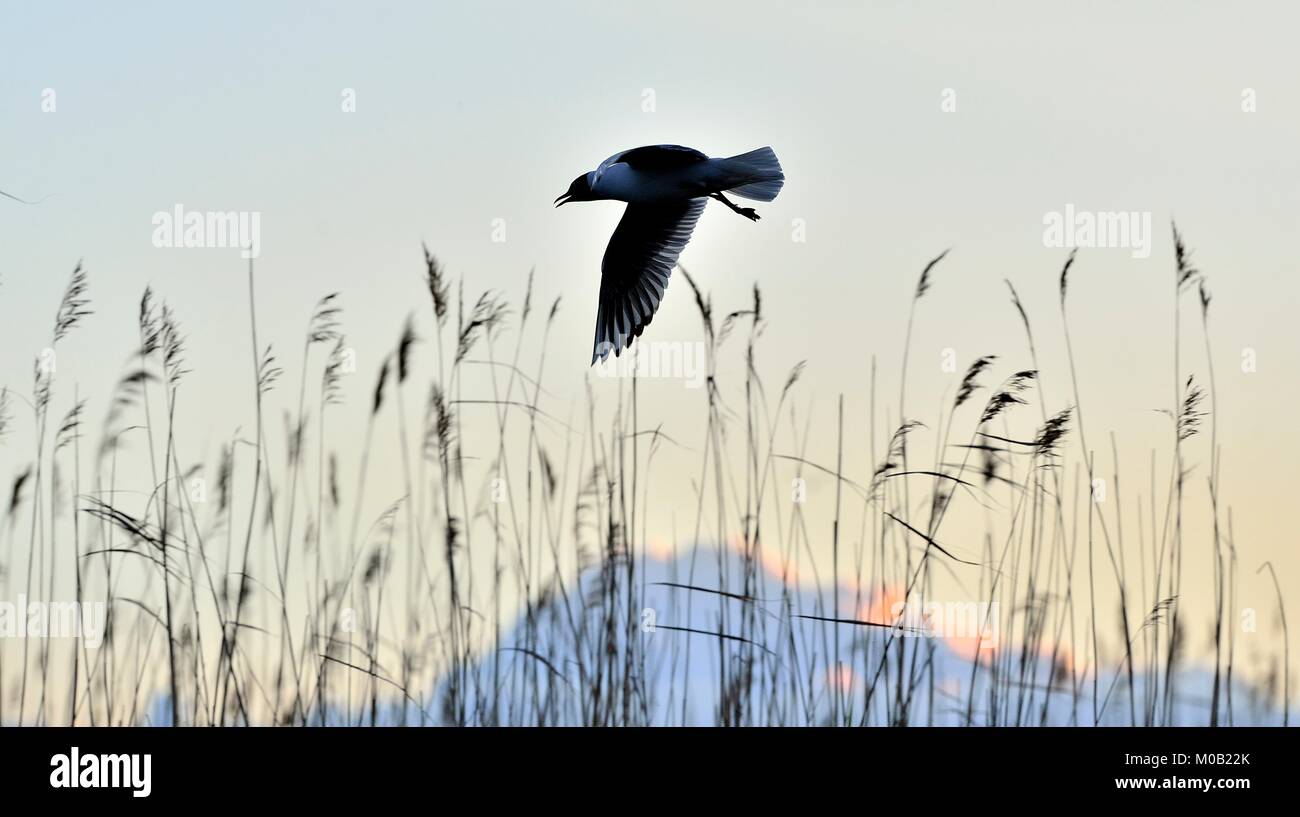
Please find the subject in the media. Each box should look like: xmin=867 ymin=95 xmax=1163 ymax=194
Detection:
xmin=556 ymin=145 xmax=784 ymax=364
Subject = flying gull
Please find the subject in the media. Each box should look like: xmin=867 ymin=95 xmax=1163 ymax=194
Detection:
xmin=555 ymin=144 xmax=784 ymax=363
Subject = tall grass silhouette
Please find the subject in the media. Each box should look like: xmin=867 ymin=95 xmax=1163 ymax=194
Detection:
xmin=0 ymin=225 xmax=1291 ymax=726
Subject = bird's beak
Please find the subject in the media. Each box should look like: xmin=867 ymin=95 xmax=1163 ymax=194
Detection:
xmin=554 ymin=192 xmax=571 ymax=207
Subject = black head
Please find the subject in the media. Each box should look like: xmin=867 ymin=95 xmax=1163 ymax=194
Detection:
xmin=554 ymin=173 xmax=594 ymax=207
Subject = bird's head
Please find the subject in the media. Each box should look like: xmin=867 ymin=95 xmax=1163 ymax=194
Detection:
xmin=554 ymin=172 xmax=595 ymax=207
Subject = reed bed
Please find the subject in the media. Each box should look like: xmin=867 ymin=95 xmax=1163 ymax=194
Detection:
xmin=0 ymin=225 xmax=1290 ymax=726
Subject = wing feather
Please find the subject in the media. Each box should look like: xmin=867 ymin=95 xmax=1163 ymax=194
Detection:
xmin=592 ymin=198 xmax=706 ymax=363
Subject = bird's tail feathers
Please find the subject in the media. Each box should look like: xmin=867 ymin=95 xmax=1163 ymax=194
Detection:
xmin=722 ymin=146 xmax=784 ymax=202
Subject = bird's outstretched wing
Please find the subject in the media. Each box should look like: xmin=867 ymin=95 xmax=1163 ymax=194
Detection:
xmin=592 ymin=197 xmax=706 ymax=363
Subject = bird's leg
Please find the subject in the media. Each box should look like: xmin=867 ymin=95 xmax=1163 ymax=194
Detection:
xmin=710 ymin=192 xmax=760 ymax=221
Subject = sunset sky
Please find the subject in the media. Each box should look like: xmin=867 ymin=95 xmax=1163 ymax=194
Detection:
xmin=4 ymin=0 xmax=1298 ymax=692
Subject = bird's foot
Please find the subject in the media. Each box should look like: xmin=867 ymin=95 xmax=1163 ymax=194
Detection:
xmin=711 ymin=192 xmax=761 ymax=221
